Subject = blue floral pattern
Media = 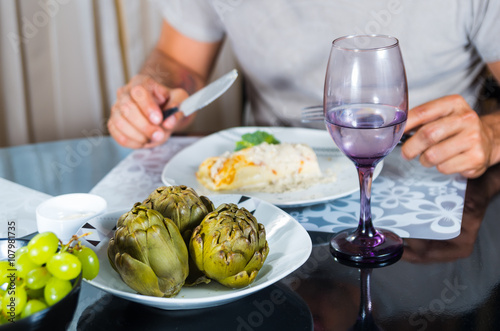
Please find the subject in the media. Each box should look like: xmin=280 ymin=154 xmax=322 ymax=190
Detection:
xmin=283 ymin=152 xmax=467 ymax=240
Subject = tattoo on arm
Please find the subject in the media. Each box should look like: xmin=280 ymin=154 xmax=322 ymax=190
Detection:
xmin=139 ymin=49 xmax=204 ymax=95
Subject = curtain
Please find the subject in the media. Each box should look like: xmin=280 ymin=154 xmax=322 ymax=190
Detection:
xmin=0 ymin=0 xmax=241 ymax=148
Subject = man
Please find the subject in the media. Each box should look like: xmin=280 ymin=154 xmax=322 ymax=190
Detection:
xmin=108 ymin=0 xmax=500 ymax=178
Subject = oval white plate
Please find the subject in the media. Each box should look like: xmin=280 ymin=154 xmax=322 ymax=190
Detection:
xmin=161 ymin=127 xmax=383 ymax=207
xmin=77 ymin=194 xmax=312 ymax=310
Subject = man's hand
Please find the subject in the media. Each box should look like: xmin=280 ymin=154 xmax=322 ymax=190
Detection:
xmin=107 ymin=75 xmax=190 ymax=149
xmin=107 ymin=20 xmax=222 ymax=149
xmin=401 ymin=95 xmax=496 ymax=178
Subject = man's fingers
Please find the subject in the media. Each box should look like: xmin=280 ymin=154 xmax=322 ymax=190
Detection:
xmin=418 ymin=141 xmax=466 ymax=169
xmin=152 ymin=83 xmax=169 ymax=106
xmin=402 ymin=113 xmax=465 ymax=161
xmin=401 ymin=94 xmax=492 ymax=178
xmin=161 ymin=88 xmax=190 ymax=129
xmin=108 ymin=123 xmax=144 ymax=149
xmin=109 ymin=94 xmax=168 ymax=148
xmin=108 ymin=105 xmax=149 ymax=148
xmin=405 ymin=95 xmax=465 ymax=132
xmin=118 ymin=95 xmax=166 ymax=143
xmin=130 ymin=85 xmax=164 ymax=125
xmin=402 ymin=106 xmax=489 ymax=178
xmin=434 ymin=152 xmax=487 ymax=177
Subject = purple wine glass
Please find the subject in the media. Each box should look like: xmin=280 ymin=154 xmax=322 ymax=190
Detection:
xmin=324 ymin=35 xmax=408 ymax=266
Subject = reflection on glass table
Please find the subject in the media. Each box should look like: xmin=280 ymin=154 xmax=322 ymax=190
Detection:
xmin=76 ymin=282 xmax=313 ymax=331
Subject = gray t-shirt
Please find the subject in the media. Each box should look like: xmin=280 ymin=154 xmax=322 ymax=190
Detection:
xmin=159 ymin=0 xmax=500 ymax=128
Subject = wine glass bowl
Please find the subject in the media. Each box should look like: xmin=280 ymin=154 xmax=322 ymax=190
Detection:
xmin=324 ymin=35 xmax=408 ymax=267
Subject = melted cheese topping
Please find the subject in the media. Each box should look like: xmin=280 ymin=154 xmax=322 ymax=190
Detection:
xmin=196 ymin=142 xmax=325 ymax=193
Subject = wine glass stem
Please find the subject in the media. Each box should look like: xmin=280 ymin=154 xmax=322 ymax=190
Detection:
xmin=359 ymin=268 xmax=373 ymax=320
xmin=355 ymin=166 xmax=380 ymax=240
xmin=350 ymin=268 xmax=379 ymax=331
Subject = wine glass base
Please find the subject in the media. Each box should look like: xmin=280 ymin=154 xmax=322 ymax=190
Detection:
xmin=330 ymin=229 xmax=403 ymax=268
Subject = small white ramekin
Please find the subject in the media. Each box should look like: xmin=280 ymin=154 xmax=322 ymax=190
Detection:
xmin=36 ymin=193 xmax=107 ymax=243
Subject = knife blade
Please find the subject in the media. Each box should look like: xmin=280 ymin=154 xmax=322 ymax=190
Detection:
xmin=162 ymin=69 xmax=239 ymax=120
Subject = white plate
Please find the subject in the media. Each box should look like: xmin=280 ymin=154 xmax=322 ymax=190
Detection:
xmin=161 ymin=127 xmax=383 ymax=207
xmin=77 ymin=194 xmax=312 ymax=310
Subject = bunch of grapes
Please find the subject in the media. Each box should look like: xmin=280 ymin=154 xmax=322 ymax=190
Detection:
xmin=0 ymin=232 xmax=99 ymax=324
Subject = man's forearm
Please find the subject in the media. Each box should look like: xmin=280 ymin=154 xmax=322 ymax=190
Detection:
xmin=139 ymin=48 xmax=205 ymax=95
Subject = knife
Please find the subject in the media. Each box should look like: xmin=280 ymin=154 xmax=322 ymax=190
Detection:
xmin=162 ymin=69 xmax=239 ymax=120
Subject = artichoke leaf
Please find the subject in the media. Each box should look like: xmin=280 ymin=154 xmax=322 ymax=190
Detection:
xmin=114 ymin=252 xmax=165 ymax=297
xmin=146 ymin=224 xmax=188 ymax=283
xmin=122 ymin=229 xmax=150 ymax=265
xmin=257 ymin=224 xmax=267 ymax=247
xmin=219 ymin=269 xmax=259 ymax=288
xmin=200 ymin=196 xmax=214 ymax=211
xmin=205 ymin=250 xmax=248 ymax=279
xmin=243 ymin=247 xmax=269 ymax=273
xmin=189 ymin=228 xmax=205 ymax=272
xmin=185 ymin=224 xmax=212 ymax=286
xmin=230 ymin=237 xmax=256 ymax=260
xmin=107 ymin=238 xmax=118 ymax=271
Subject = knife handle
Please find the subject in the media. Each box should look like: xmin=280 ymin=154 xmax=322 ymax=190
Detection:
xmin=162 ymin=107 xmax=179 ymax=120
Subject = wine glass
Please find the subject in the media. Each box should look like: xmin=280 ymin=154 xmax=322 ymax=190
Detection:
xmin=324 ymin=35 xmax=408 ymax=266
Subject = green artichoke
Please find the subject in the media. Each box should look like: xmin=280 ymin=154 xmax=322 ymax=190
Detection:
xmin=107 ymin=204 xmax=189 ymax=297
xmin=189 ymin=203 xmax=269 ymax=288
xmin=142 ymin=185 xmax=214 ymax=240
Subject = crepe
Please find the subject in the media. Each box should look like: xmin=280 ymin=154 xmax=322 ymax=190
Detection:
xmin=196 ymin=142 xmax=322 ymax=192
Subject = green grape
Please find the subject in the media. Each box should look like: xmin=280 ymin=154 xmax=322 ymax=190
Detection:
xmin=26 ymin=267 xmax=51 ymax=290
xmin=46 ymin=252 xmax=82 ymax=281
xmin=16 ymin=252 xmax=38 ymax=279
xmin=0 ymin=313 xmax=8 ymax=325
xmin=73 ymin=246 xmax=99 ymax=280
xmin=14 ymin=246 xmax=28 ymax=260
xmin=2 ymin=284 xmax=27 ymax=319
xmin=0 ymin=261 xmax=12 ymax=284
xmin=26 ymin=287 xmax=44 ymax=300
xmin=0 ymin=288 xmax=5 ymax=310
xmin=21 ymin=299 xmax=48 ymax=318
xmin=44 ymin=277 xmax=72 ymax=306
xmin=27 ymin=232 xmax=59 ymax=265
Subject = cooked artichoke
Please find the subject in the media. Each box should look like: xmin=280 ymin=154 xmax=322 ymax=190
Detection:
xmin=142 ymin=185 xmax=214 ymax=240
xmin=189 ymin=203 xmax=269 ymax=288
xmin=107 ymin=204 xmax=188 ymax=297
